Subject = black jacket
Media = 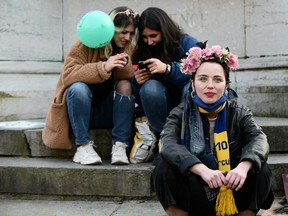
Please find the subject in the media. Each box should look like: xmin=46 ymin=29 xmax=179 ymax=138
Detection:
xmin=159 ymin=100 xmax=270 ymax=174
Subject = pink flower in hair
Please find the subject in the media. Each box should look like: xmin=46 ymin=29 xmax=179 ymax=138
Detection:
xmin=226 ymin=53 xmax=239 ymax=70
xmin=211 ymin=45 xmax=222 ymax=58
xmin=202 ymin=47 xmax=213 ymax=61
xmin=180 ymin=42 xmax=239 ymax=75
xmin=186 ymin=47 xmax=202 ymax=59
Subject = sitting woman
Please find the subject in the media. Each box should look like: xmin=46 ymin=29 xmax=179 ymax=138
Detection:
xmin=153 ymin=41 xmax=274 ymax=216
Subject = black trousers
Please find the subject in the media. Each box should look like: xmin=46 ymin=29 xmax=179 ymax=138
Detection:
xmin=153 ymin=157 xmax=274 ymax=216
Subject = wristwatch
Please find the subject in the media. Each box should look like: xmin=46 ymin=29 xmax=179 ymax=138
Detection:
xmin=165 ymin=64 xmax=171 ymax=75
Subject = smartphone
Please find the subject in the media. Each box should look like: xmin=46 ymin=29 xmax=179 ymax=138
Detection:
xmin=138 ymin=61 xmax=148 ymax=70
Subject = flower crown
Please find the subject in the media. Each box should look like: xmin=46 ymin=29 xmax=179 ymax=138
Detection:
xmin=180 ymin=41 xmax=239 ymax=75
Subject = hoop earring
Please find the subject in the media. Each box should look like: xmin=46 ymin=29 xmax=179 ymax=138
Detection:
xmin=191 ymin=82 xmax=196 ymax=98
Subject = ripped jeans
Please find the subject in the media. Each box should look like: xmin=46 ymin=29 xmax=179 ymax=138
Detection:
xmin=66 ymin=82 xmax=135 ymax=146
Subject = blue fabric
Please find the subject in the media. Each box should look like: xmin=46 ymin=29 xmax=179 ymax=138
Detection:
xmin=132 ymin=34 xmax=198 ymax=133
xmin=181 ymin=85 xmax=228 ymax=156
xmin=139 ymin=79 xmax=170 ymax=134
xmin=192 ymin=94 xmax=227 ymax=113
xmin=192 ymin=94 xmax=227 ymax=133
xmin=66 ymin=82 xmax=134 ymax=146
xmin=181 ymin=89 xmax=205 ymax=155
xmin=198 ymin=152 xmax=218 ymax=170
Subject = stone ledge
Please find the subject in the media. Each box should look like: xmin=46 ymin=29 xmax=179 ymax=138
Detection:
xmin=0 ymin=120 xmax=113 ymax=159
xmin=0 ymin=61 xmax=62 ymax=74
xmin=0 ymin=157 xmax=153 ymax=198
xmin=0 ymin=118 xmax=288 ymax=158
xmin=255 ymin=117 xmax=288 ymax=152
xmin=238 ymin=56 xmax=288 ymax=71
xmin=0 ymin=155 xmax=286 ymax=198
xmin=1 ymin=56 xmax=287 ymax=74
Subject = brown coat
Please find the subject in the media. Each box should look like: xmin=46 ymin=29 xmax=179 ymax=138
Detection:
xmin=42 ymin=40 xmax=134 ymax=149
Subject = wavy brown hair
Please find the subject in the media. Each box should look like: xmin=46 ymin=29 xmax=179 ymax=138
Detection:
xmin=104 ymin=6 xmax=139 ymax=58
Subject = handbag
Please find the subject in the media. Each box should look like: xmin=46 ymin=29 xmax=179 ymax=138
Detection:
xmin=129 ymin=116 xmax=157 ymax=164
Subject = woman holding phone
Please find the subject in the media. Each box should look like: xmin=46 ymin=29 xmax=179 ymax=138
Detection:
xmin=132 ymin=7 xmax=198 ymax=145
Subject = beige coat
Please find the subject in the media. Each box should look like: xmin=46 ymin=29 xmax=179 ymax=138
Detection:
xmin=42 ymin=40 xmax=134 ymax=149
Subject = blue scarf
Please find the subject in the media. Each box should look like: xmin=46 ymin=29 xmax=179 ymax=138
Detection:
xmin=181 ymin=85 xmax=238 ymax=215
xmin=181 ymin=85 xmax=227 ymax=156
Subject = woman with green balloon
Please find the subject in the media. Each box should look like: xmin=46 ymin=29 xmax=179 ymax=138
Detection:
xmin=42 ymin=6 xmax=139 ymax=165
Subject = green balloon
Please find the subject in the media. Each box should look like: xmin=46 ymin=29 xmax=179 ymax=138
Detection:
xmin=77 ymin=10 xmax=115 ymax=48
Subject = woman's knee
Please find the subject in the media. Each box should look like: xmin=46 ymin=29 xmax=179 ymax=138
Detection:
xmin=67 ymin=82 xmax=92 ymax=100
xmin=115 ymin=80 xmax=132 ymax=95
xmin=140 ymin=80 xmax=166 ymax=99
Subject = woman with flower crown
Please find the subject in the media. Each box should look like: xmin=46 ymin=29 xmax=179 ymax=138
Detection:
xmin=43 ymin=7 xmax=139 ymax=165
xmin=153 ymin=41 xmax=274 ymax=216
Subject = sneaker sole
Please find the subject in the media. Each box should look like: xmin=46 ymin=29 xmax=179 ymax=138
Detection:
xmin=111 ymin=160 xmax=129 ymax=165
xmin=73 ymin=159 xmax=102 ymax=165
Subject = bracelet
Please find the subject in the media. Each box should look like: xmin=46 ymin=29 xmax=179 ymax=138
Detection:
xmin=102 ymin=61 xmax=107 ymax=71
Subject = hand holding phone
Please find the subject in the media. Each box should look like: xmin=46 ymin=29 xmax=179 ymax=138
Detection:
xmin=134 ymin=67 xmax=152 ymax=84
xmin=138 ymin=61 xmax=149 ymax=70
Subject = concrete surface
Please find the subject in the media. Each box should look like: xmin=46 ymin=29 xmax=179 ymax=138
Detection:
xmin=0 ymin=197 xmax=284 ymax=216
xmin=0 ymin=117 xmax=287 ymax=215
xmin=1 ymin=0 xmax=288 ymax=120
xmin=0 ymin=157 xmax=153 ymax=198
xmin=0 ymin=199 xmax=166 ymax=216
xmin=1 ymin=0 xmax=288 ymax=60
xmin=0 ymin=117 xmax=287 ymax=198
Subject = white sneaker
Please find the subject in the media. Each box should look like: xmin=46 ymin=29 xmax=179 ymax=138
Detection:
xmin=111 ymin=141 xmax=129 ymax=165
xmin=73 ymin=141 xmax=102 ymax=165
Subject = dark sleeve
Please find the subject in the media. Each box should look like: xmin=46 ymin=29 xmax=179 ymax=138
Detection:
xmin=237 ymin=105 xmax=270 ymax=171
xmin=159 ymin=103 xmax=202 ymax=174
xmin=166 ymin=35 xmax=198 ymax=89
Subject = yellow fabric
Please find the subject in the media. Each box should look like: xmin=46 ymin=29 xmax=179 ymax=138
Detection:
xmin=130 ymin=117 xmax=157 ymax=164
xmin=214 ymin=131 xmax=238 ymax=215
xmin=199 ymin=102 xmax=238 ymax=215
xmin=216 ymin=186 xmax=238 ymax=216
xmin=214 ymin=123 xmax=238 ymax=215
xmin=198 ymin=103 xmax=226 ymax=115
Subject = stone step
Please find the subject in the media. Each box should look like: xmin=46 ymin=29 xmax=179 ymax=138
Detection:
xmin=0 ymin=120 xmax=112 ymax=159
xmin=0 ymin=157 xmax=154 ymax=198
xmin=0 ymin=118 xmax=287 ymax=198
xmin=254 ymin=117 xmax=288 ymax=152
xmin=0 ymin=117 xmax=287 ymax=159
xmin=0 ymin=154 xmax=286 ymax=198
xmin=0 ymin=61 xmax=60 ymax=121
xmin=2 ymin=58 xmax=288 ymax=121
xmin=0 ymin=97 xmax=52 ymax=121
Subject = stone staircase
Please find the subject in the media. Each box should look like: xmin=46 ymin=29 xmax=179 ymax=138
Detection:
xmin=0 ymin=119 xmax=154 ymax=199
xmin=0 ymin=117 xmax=287 ymax=200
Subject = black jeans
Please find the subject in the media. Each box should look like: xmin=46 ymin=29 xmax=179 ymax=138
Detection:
xmin=153 ymin=157 xmax=274 ymax=216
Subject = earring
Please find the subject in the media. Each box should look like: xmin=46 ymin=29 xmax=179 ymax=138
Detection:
xmin=191 ymin=90 xmax=196 ymax=98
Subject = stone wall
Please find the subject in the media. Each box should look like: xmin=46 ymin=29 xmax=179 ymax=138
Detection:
xmin=0 ymin=0 xmax=288 ymax=120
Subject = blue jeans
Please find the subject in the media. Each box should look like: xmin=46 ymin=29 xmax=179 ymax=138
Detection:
xmin=138 ymin=80 xmax=171 ymax=134
xmin=66 ymin=82 xmax=134 ymax=146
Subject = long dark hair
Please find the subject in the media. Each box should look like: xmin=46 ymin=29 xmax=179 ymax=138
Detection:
xmin=132 ymin=7 xmax=185 ymax=63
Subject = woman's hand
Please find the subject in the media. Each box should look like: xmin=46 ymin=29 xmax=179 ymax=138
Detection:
xmin=224 ymin=160 xmax=252 ymax=191
xmin=189 ymin=163 xmax=227 ymax=189
xmin=104 ymin=53 xmax=128 ymax=71
xmin=144 ymin=58 xmax=167 ymax=74
xmin=134 ymin=69 xmax=152 ymax=85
